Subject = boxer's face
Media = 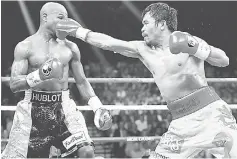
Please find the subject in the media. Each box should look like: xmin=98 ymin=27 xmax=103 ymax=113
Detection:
xmin=45 ymin=9 xmax=68 ymax=32
xmin=141 ymin=12 xmax=162 ymax=46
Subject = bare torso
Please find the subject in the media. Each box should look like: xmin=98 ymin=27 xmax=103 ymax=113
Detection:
xmin=25 ymin=35 xmax=73 ymax=91
xmin=137 ymin=42 xmax=208 ymax=103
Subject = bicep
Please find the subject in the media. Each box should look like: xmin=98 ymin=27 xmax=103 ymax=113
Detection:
xmin=11 ymin=59 xmax=28 ymax=77
xmin=205 ymin=46 xmax=229 ymax=67
xmin=68 ymin=43 xmax=87 ymax=83
xmin=70 ymin=59 xmax=87 ymax=84
xmin=107 ymin=39 xmax=141 ymax=58
xmin=11 ymin=42 xmax=29 ymax=78
xmin=193 ymin=36 xmax=229 ymax=67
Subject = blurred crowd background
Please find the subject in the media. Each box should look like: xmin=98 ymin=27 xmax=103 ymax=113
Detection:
xmin=1 ymin=1 xmax=237 ymax=158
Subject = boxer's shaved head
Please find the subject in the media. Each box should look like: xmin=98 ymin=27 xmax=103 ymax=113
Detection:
xmin=40 ymin=2 xmax=68 ymax=24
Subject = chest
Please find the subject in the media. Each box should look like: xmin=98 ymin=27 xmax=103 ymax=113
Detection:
xmin=139 ymin=46 xmax=190 ymax=76
xmin=28 ymin=41 xmax=72 ymax=68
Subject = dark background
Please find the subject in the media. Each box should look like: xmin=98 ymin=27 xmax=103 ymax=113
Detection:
xmin=1 ymin=1 xmax=237 ymax=77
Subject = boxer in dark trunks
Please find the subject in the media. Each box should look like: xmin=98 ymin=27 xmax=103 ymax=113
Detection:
xmin=2 ymin=2 xmax=112 ymax=158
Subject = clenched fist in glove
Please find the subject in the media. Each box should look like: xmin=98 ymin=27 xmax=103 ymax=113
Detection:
xmin=56 ymin=18 xmax=92 ymax=41
xmin=169 ymin=31 xmax=211 ymax=60
xmin=88 ymin=96 xmax=112 ymax=131
xmin=26 ymin=58 xmax=63 ymax=87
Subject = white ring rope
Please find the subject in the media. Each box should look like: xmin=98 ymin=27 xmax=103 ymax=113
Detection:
xmin=1 ymin=136 xmax=161 ymax=143
xmin=2 ymin=77 xmax=237 ymax=83
xmin=1 ymin=77 xmax=237 ymax=144
xmin=1 ymin=104 xmax=237 ymax=111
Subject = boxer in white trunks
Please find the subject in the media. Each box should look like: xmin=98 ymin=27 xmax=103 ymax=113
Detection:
xmin=55 ymin=2 xmax=237 ymax=158
xmin=2 ymin=2 xmax=112 ymax=158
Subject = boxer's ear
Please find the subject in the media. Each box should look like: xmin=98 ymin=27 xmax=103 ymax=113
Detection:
xmin=42 ymin=13 xmax=47 ymax=22
xmin=160 ymin=20 xmax=166 ymax=31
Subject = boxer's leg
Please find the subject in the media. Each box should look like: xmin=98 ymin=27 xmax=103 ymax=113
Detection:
xmin=2 ymin=101 xmax=32 ymax=158
xmin=27 ymin=100 xmax=57 ymax=158
xmin=57 ymin=98 xmax=95 ymax=158
xmin=205 ymin=100 xmax=237 ymax=158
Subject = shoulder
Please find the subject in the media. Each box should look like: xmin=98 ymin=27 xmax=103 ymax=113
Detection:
xmin=62 ymin=39 xmax=81 ymax=60
xmin=129 ymin=40 xmax=146 ymax=45
xmin=129 ymin=40 xmax=152 ymax=55
xmin=14 ymin=38 xmax=32 ymax=59
xmin=129 ymin=40 xmax=147 ymax=50
xmin=63 ymin=39 xmax=80 ymax=53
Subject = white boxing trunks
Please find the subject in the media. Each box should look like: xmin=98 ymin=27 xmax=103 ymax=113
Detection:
xmin=2 ymin=89 xmax=93 ymax=158
xmin=152 ymin=86 xmax=237 ymax=159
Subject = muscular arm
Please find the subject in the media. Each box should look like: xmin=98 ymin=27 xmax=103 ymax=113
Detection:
xmin=205 ymin=46 xmax=229 ymax=67
xmin=10 ymin=41 xmax=30 ymax=93
xmin=68 ymin=41 xmax=96 ymax=101
xmin=84 ymin=31 xmax=141 ymax=58
xmin=194 ymin=36 xmax=229 ymax=67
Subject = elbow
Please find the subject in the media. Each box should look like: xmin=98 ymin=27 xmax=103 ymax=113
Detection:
xmin=215 ymin=49 xmax=229 ymax=67
xmin=223 ymin=56 xmax=229 ymax=67
xmin=10 ymin=83 xmax=17 ymax=93
xmin=9 ymin=80 xmax=20 ymax=93
xmin=220 ymin=52 xmax=229 ymax=67
xmin=97 ymin=39 xmax=116 ymax=51
xmin=100 ymin=42 xmax=112 ymax=51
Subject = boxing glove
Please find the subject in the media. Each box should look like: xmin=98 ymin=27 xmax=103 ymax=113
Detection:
xmin=88 ymin=96 xmax=112 ymax=131
xmin=56 ymin=18 xmax=91 ymax=41
xmin=94 ymin=108 xmax=112 ymax=131
xmin=26 ymin=58 xmax=64 ymax=87
xmin=169 ymin=31 xmax=211 ymax=60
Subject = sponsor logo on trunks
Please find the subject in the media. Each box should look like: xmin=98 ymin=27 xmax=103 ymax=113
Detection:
xmin=32 ymin=93 xmax=61 ymax=102
xmin=63 ymin=132 xmax=87 ymax=150
xmin=217 ymin=106 xmax=237 ymax=130
xmin=212 ymin=132 xmax=229 ymax=148
xmin=159 ymin=133 xmax=184 ymax=153
xmin=213 ymin=139 xmax=227 ymax=147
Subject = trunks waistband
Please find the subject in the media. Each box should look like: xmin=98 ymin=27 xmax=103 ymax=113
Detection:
xmin=24 ymin=90 xmax=70 ymax=103
xmin=167 ymin=86 xmax=220 ymax=120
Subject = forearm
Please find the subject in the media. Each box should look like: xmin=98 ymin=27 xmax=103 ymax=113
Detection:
xmin=76 ymin=28 xmax=115 ymax=51
xmin=76 ymin=80 xmax=103 ymax=112
xmin=206 ymin=46 xmax=229 ymax=67
xmin=193 ymin=36 xmax=229 ymax=66
xmin=10 ymin=76 xmax=30 ymax=93
xmin=76 ymin=80 xmax=96 ymax=101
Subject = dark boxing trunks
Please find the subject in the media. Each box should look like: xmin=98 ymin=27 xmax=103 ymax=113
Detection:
xmin=26 ymin=90 xmax=93 ymax=158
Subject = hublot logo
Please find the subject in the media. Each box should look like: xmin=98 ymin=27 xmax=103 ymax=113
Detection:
xmin=31 ymin=92 xmax=62 ymax=102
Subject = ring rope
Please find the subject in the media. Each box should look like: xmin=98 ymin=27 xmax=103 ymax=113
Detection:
xmin=2 ymin=77 xmax=237 ymax=145
xmin=1 ymin=136 xmax=161 ymax=143
xmin=2 ymin=77 xmax=237 ymax=83
xmin=1 ymin=104 xmax=237 ymax=111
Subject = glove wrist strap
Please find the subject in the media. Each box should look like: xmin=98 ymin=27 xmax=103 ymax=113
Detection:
xmin=88 ymin=96 xmax=102 ymax=112
xmin=194 ymin=40 xmax=211 ymax=60
xmin=26 ymin=70 xmax=43 ymax=87
xmin=75 ymin=28 xmax=92 ymax=42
